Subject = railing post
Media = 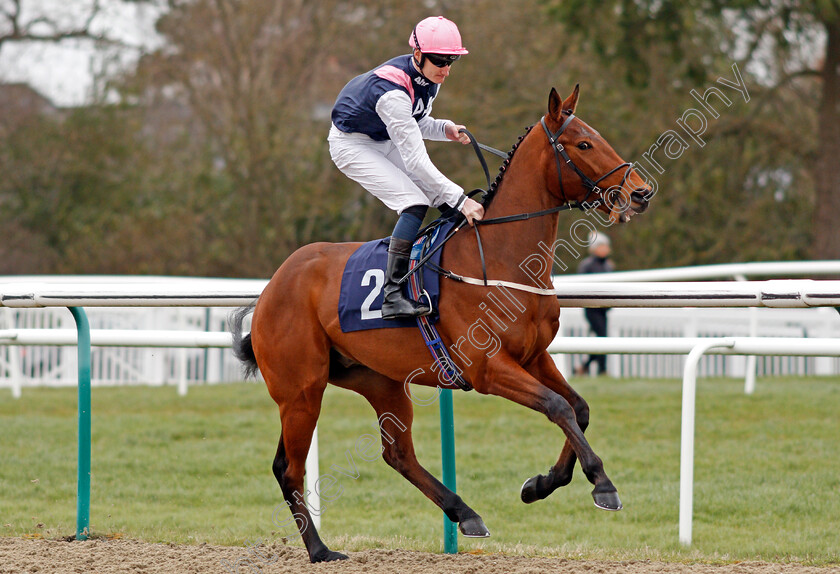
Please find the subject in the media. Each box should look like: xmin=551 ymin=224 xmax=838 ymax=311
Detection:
xmin=439 ymin=388 xmax=458 ymax=553
xmin=305 ymin=426 xmax=321 ymax=530
xmin=744 ymin=307 xmax=758 ymax=394
xmin=9 ymin=341 xmax=22 ymax=399
xmin=69 ymin=307 xmax=91 ymax=540
xmin=679 ymin=338 xmax=734 ymax=546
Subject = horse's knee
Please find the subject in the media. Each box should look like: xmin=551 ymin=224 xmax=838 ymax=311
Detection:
xmin=272 ymin=455 xmax=287 ymax=485
xmin=272 ymin=441 xmax=290 ymax=487
xmin=543 ymin=394 xmax=576 ymax=426
xmin=381 ymin=442 xmax=404 ymax=469
xmin=574 ymin=398 xmax=590 ymax=430
xmin=381 ymin=441 xmax=413 ymax=474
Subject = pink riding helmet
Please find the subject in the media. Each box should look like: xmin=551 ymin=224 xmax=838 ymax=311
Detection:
xmin=409 ymin=16 xmax=469 ymax=55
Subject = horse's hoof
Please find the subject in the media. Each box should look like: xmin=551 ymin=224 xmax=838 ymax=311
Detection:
xmin=520 ymin=476 xmax=542 ymax=504
xmin=310 ymin=549 xmax=349 ymax=563
xmin=459 ymin=516 xmax=490 ymax=538
xmin=592 ymin=489 xmax=622 ymax=511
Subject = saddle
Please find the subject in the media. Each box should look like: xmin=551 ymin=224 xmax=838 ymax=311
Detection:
xmin=337 ymin=214 xmax=472 ymax=391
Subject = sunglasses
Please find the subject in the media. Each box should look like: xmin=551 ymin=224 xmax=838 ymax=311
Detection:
xmin=424 ymin=53 xmax=460 ymax=68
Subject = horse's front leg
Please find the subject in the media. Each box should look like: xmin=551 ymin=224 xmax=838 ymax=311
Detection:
xmin=477 ymin=356 xmax=621 ymax=511
xmin=519 ymin=351 xmax=594 ymax=504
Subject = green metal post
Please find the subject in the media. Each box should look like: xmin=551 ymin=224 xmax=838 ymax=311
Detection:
xmin=439 ymin=387 xmax=458 ymax=554
xmin=69 ymin=307 xmax=91 ymax=540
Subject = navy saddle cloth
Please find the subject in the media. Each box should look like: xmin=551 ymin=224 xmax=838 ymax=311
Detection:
xmin=338 ymin=221 xmax=454 ymax=333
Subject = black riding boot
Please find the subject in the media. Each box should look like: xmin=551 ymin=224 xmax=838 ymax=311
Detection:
xmin=381 ymin=237 xmax=432 ymax=320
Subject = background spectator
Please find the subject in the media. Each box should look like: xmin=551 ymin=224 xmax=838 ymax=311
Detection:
xmin=575 ymin=232 xmax=614 ymax=376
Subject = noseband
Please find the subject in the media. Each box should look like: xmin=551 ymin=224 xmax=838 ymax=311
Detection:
xmin=540 ymin=112 xmax=634 ymax=211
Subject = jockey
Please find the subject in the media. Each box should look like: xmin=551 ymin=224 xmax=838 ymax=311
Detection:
xmin=329 ymin=16 xmax=484 ymax=320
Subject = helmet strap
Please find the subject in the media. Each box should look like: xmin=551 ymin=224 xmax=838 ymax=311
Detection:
xmin=412 ymin=27 xmax=422 ymax=51
xmin=412 ymin=49 xmax=431 ymax=81
xmin=411 ymin=27 xmax=430 ymax=73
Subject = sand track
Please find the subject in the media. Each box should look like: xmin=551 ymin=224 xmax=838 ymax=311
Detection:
xmin=2 ymin=538 xmax=838 ymax=574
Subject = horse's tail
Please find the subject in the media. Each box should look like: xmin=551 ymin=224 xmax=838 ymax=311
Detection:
xmin=228 ymin=302 xmax=259 ymax=379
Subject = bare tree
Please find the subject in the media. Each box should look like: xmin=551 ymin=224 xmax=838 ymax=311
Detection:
xmin=1 ymin=0 xmax=113 ymax=49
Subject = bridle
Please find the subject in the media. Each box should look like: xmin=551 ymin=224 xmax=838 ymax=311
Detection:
xmin=539 ymin=111 xmax=635 ymax=212
xmin=400 ymin=115 xmax=640 ymax=286
xmin=464 ymin=113 xmax=637 ymax=285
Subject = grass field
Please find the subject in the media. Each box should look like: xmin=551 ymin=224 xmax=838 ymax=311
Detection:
xmin=1 ymin=376 xmax=839 ymax=564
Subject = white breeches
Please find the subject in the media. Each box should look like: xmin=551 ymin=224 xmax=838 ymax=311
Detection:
xmin=328 ymin=125 xmax=450 ymax=214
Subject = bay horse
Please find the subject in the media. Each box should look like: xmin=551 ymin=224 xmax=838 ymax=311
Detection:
xmin=230 ymin=86 xmax=653 ymax=562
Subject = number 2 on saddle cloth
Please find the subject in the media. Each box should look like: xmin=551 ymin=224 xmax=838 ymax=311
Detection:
xmin=336 ymin=217 xmax=472 ymax=391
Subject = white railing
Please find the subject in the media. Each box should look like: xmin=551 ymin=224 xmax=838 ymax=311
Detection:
xmin=4 ymin=305 xmax=837 ymax=388
xmin=0 ymin=306 xmax=246 ymax=391
xmin=553 ymin=262 xmax=840 ymax=382
xmin=0 ymin=276 xmax=265 ymax=391
xmin=553 ymin=260 xmax=840 ymax=283
xmin=556 ymin=306 xmax=840 ymax=378
xmin=0 ymin=328 xmax=233 ymax=398
xmin=3 ymin=269 xmax=840 ymax=389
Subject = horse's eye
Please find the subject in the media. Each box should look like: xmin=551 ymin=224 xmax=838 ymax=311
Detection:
xmin=577 ymin=142 xmax=592 ymax=150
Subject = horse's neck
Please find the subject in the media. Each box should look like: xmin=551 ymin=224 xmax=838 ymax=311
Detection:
xmin=492 ymin=138 xmax=561 ymax=233
xmin=457 ymin=137 xmax=564 ymax=287
xmin=485 ymin=170 xmax=555 ymax=226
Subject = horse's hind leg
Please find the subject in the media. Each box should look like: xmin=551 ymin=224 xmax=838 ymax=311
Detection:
xmin=271 ymin=395 xmax=348 ymax=563
xmin=260 ymin=341 xmax=345 ymax=561
xmin=332 ymin=363 xmax=490 ymax=538
xmin=520 ymin=351 xmax=591 ymax=504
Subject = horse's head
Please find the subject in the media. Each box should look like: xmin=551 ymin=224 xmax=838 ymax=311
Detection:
xmin=542 ymin=86 xmax=653 ymax=223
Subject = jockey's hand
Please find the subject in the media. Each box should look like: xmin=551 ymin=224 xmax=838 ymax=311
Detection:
xmin=460 ymin=197 xmax=484 ymax=226
xmin=446 ymin=123 xmax=471 ymax=145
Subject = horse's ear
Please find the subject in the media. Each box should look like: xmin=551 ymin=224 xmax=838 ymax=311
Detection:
xmin=548 ymin=87 xmax=562 ymax=119
xmin=562 ymin=84 xmax=580 ymax=114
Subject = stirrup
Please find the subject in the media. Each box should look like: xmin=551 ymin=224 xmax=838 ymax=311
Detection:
xmin=381 ymin=298 xmax=432 ymax=320
xmin=417 ymin=288 xmax=432 ymax=311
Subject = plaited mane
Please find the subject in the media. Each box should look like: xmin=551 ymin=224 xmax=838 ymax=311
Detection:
xmin=480 ymin=124 xmax=535 ymax=211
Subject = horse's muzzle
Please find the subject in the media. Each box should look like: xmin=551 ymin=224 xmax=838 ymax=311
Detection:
xmin=629 ymin=188 xmax=652 ymax=214
xmin=616 ymin=187 xmax=653 ymax=223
